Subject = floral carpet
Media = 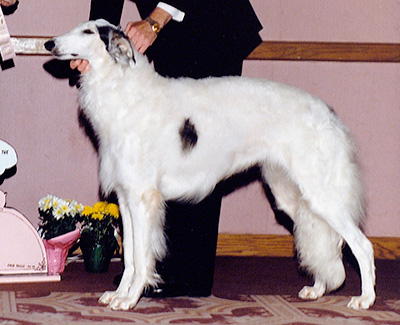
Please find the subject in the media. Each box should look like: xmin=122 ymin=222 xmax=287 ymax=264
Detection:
xmin=1 ymin=256 xmax=399 ymax=324
xmin=1 ymin=291 xmax=400 ymax=324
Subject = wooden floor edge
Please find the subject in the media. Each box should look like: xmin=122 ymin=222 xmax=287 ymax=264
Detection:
xmin=216 ymin=234 xmax=400 ymax=260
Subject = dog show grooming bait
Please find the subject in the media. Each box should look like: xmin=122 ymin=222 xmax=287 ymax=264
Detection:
xmin=0 ymin=6 xmax=15 ymax=70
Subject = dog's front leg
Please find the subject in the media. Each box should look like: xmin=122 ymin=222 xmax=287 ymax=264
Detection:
xmin=99 ymin=196 xmax=135 ymax=306
xmin=106 ymin=188 xmax=166 ymax=311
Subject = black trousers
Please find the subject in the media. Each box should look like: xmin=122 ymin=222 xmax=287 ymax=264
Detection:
xmin=156 ymin=185 xmax=223 ymax=296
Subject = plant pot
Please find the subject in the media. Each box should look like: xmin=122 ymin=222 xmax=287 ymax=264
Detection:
xmin=42 ymin=228 xmax=81 ymax=275
xmin=81 ymin=242 xmax=116 ymax=273
xmin=80 ymin=231 xmax=118 ymax=273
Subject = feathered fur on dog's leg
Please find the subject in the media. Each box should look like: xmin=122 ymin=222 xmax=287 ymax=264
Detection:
xmin=261 ymin=163 xmax=345 ymax=299
xmin=296 ymin=162 xmax=375 ymax=309
xmin=303 ymin=157 xmax=375 ymax=309
xmin=99 ymin=193 xmax=135 ymax=305
xmin=294 ymin=201 xmax=345 ymax=300
xmin=340 ymin=226 xmax=376 ymax=309
xmin=107 ymin=188 xmax=166 ymax=310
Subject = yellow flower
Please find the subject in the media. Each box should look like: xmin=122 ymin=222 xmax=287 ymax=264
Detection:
xmin=92 ymin=212 xmax=104 ymax=221
xmin=93 ymin=201 xmax=108 ymax=212
xmin=82 ymin=206 xmax=93 ymax=216
xmin=105 ymin=203 xmax=119 ymax=219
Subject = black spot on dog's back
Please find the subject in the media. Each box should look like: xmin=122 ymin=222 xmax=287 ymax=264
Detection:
xmin=179 ymin=118 xmax=198 ymax=153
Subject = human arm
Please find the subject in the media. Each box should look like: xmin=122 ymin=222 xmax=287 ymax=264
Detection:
xmin=124 ymin=6 xmax=173 ymax=54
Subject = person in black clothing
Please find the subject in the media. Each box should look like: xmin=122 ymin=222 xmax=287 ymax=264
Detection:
xmin=72 ymin=0 xmax=262 ymax=298
xmin=1 ymin=0 xmax=18 ymax=15
xmin=1 ymin=0 xmax=18 ymax=9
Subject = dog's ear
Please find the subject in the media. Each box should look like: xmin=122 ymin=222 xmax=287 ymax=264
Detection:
xmin=96 ymin=25 xmax=136 ymax=65
xmin=97 ymin=26 xmax=112 ymax=50
xmin=108 ymin=31 xmax=136 ymax=65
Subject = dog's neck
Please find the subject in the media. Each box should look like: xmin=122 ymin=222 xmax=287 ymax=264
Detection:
xmin=78 ymin=53 xmax=163 ymax=126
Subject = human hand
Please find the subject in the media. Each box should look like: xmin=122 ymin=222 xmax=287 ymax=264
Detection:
xmin=124 ymin=20 xmax=158 ymax=54
xmin=0 ymin=0 xmax=18 ymax=7
xmin=70 ymin=59 xmax=90 ymax=73
xmin=124 ymin=7 xmax=172 ymax=54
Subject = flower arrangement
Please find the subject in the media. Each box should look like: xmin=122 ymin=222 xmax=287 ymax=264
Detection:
xmin=38 ymin=195 xmax=84 ymax=240
xmin=79 ymin=201 xmax=120 ymax=272
xmin=79 ymin=201 xmax=120 ymax=246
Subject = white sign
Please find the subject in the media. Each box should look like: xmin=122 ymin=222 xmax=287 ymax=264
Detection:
xmin=0 ymin=139 xmax=17 ymax=176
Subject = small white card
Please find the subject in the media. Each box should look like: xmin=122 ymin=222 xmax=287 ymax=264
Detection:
xmin=0 ymin=139 xmax=17 ymax=176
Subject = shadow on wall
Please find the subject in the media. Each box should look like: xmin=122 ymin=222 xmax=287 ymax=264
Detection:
xmin=43 ymin=59 xmax=81 ymax=87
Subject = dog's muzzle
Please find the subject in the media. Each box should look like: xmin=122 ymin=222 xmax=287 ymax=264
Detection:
xmin=44 ymin=39 xmax=78 ymax=58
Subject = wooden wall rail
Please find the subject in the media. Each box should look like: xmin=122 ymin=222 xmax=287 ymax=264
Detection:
xmin=11 ymin=37 xmax=400 ymax=63
xmin=248 ymin=41 xmax=400 ymax=62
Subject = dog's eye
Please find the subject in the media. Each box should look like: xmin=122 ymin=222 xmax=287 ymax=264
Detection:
xmin=83 ymin=29 xmax=94 ymax=34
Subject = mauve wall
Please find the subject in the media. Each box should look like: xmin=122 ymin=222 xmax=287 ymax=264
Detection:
xmin=1 ymin=1 xmax=400 ymax=237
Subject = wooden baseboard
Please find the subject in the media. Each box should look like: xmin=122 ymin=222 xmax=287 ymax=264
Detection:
xmin=216 ymin=234 xmax=400 ymax=260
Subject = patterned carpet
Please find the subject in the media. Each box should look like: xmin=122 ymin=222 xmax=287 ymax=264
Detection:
xmin=1 ymin=257 xmax=399 ymax=324
xmin=1 ymin=292 xmax=400 ymax=324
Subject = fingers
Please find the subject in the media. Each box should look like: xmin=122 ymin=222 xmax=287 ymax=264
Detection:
xmin=70 ymin=59 xmax=90 ymax=73
xmin=0 ymin=0 xmax=18 ymax=7
xmin=124 ymin=21 xmax=157 ymax=54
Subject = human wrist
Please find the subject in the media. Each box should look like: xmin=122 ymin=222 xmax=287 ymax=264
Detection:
xmin=148 ymin=7 xmax=172 ymax=29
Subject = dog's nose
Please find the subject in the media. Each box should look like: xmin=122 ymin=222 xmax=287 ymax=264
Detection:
xmin=44 ymin=40 xmax=55 ymax=52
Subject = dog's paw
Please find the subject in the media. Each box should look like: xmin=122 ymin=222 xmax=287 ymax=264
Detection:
xmin=347 ymin=294 xmax=375 ymax=310
xmin=99 ymin=291 xmax=118 ymax=305
xmin=298 ymin=285 xmax=325 ymax=300
xmin=108 ymin=296 xmax=139 ymax=311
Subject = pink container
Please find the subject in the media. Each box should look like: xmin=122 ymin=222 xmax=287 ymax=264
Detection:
xmin=42 ymin=228 xmax=80 ymax=275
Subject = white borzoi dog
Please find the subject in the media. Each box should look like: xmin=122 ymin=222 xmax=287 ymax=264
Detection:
xmin=45 ymin=20 xmax=376 ymax=311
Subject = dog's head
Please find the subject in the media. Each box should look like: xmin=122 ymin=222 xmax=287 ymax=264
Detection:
xmin=44 ymin=19 xmax=136 ymax=66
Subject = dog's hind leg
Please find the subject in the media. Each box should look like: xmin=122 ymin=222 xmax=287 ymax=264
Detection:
xmin=261 ymin=163 xmax=346 ymax=300
xmin=297 ymin=183 xmax=375 ymax=308
xmin=321 ymin=215 xmax=375 ymax=309
xmin=102 ymin=188 xmax=167 ymax=310
xmin=294 ymin=202 xmax=346 ymax=300
xmin=300 ymin=162 xmax=375 ymax=309
xmin=261 ymin=162 xmax=300 ymax=219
